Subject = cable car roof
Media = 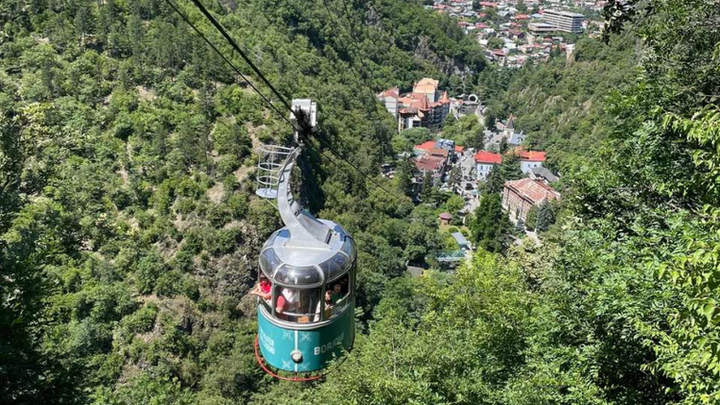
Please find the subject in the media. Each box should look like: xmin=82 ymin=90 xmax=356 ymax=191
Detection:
xmin=259 ymin=221 xmax=356 ymax=286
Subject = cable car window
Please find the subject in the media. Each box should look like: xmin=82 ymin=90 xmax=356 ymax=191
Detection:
xmin=274 ymin=264 xmax=322 ymax=286
xmin=341 ymin=237 xmax=356 ymax=261
xmin=323 ymin=273 xmax=350 ymax=319
xmin=273 ymin=286 xmax=321 ymax=323
xmin=319 ymin=254 xmax=350 ymax=281
xmin=259 ymin=248 xmax=282 ymax=278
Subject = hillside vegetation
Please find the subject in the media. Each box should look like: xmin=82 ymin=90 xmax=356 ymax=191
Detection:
xmin=3 ymin=0 xmax=720 ymax=404
xmin=0 ymin=0 xmax=484 ymax=403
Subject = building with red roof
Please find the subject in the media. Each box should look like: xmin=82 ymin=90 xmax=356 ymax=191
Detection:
xmin=474 ymin=151 xmax=502 ymax=180
xmin=414 ymin=155 xmax=446 ymax=175
xmin=439 ymin=212 xmax=452 ymax=225
xmin=414 ymin=140 xmax=436 ymax=154
xmin=502 ymin=178 xmax=560 ymax=223
xmin=430 ymin=147 xmax=449 ymax=160
xmin=383 ymin=78 xmax=451 ymax=131
xmin=512 ymin=147 xmax=547 ymax=174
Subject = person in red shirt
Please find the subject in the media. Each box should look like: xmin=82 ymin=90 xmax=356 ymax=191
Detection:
xmin=275 ymin=288 xmax=299 ymax=320
xmin=250 ymin=275 xmax=272 ymax=302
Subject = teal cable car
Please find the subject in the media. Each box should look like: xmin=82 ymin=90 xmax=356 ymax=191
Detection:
xmin=253 ymin=100 xmax=356 ymax=379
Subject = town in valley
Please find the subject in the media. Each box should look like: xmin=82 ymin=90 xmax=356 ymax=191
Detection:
xmin=378 ymin=76 xmax=561 ymax=268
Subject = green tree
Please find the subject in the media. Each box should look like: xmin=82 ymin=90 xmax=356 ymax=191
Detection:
xmin=395 ymin=158 xmax=414 ymax=196
xmin=484 ymin=164 xmax=504 ymax=194
xmin=400 ymin=127 xmax=432 ymax=146
xmin=516 ymin=0 xmax=528 ymax=13
xmin=420 ymin=171 xmax=434 ymax=203
xmin=535 ymin=200 xmax=555 ymax=232
xmin=470 ymin=193 xmax=510 ymax=253
xmin=448 ymin=166 xmax=461 ymax=191
xmin=487 ymin=36 xmax=505 ymax=50
xmin=465 ymin=124 xmax=485 ymax=149
xmin=525 ymin=204 xmax=538 ymax=230
xmin=499 ymin=153 xmax=523 ymax=181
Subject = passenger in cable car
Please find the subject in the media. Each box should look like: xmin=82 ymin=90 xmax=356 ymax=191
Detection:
xmin=328 ymin=283 xmax=342 ymax=305
xmin=249 ymin=275 xmax=272 ymax=303
xmin=275 ymin=287 xmax=299 ymax=320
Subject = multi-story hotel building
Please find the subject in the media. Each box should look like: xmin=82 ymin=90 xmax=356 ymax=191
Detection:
xmin=542 ymin=9 xmax=584 ymax=33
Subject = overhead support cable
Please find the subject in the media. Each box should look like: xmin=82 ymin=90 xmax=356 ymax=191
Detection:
xmin=319 ymin=0 xmax=393 ymax=153
xmin=163 ymin=0 xmax=297 ymax=130
xmin=187 ymin=0 xmax=297 ymax=117
xmin=166 ymin=0 xmax=404 ymax=201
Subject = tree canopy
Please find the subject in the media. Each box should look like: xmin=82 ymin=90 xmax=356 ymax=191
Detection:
xmin=3 ymin=0 xmax=720 ymax=404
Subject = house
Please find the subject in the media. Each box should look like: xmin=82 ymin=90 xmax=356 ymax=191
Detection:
xmin=474 ymin=151 xmax=502 ymax=180
xmin=414 ymin=140 xmax=452 ymax=163
xmin=429 ymin=147 xmax=450 ymax=162
xmin=414 ymin=140 xmax=437 ymax=155
xmin=377 ymin=87 xmax=399 ymax=119
xmin=414 ymin=78 xmax=439 ymax=103
xmin=514 ymin=147 xmax=546 ymax=173
xmin=502 ymin=178 xmax=560 ymax=223
xmin=501 ymin=115 xmax=526 ymax=146
xmin=413 ymin=155 xmax=447 ymax=184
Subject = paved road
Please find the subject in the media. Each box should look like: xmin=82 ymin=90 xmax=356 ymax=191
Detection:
xmin=454 ymin=151 xmax=480 ymax=215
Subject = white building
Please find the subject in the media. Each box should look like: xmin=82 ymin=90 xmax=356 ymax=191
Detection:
xmin=542 ymin=9 xmax=585 ymax=33
xmin=474 ymin=151 xmax=502 ymax=180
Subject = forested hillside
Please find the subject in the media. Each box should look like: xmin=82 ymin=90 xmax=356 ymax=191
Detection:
xmin=270 ymin=1 xmax=719 ymax=404
xmin=0 ymin=0 xmax=483 ymax=403
xmin=3 ymin=0 xmax=720 ymax=404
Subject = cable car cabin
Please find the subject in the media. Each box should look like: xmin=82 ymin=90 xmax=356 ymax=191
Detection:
xmin=253 ymin=110 xmax=356 ymax=375
xmin=257 ymin=222 xmax=356 ymax=373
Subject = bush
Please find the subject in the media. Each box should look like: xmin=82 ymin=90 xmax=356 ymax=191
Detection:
xmin=155 ymin=270 xmax=182 ymax=297
xmin=172 ymin=249 xmax=195 ymax=273
xmin=216 ymin=154 xmax=241 ymax=176
xmin=181 ymin=277 xmax=200 ymax=301
xmin=224 ymin=193 xmax=248 ymax=220
xmin=175 ymin=198 xmax=195 ymax=215
xmin=121 ymin=304 xmax=159 ymax=335
xmin=135 ymin=252 xmax=166 ymax=294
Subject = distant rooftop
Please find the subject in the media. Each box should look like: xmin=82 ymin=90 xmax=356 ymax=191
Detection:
xmin=544 ymin=9 xmax=585 ymax=18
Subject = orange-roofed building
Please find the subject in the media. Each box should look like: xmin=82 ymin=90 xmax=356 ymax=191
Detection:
xmin=380 ymin=78 xmax=451 ymax=132
xmin=512 ymin=147 xmax=547 ymax=174
xmin=474 ymin=151 xmax=502 ymax=180
xmin=502 ymin=178 xmax=560 ymax=223
xmin=413 ymin=78 xmax=440 ymax=103
xmin=414 ymin=140 xmax=436 ymax=154
xmin=413 ymin=155 xmax=446 ymax=178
